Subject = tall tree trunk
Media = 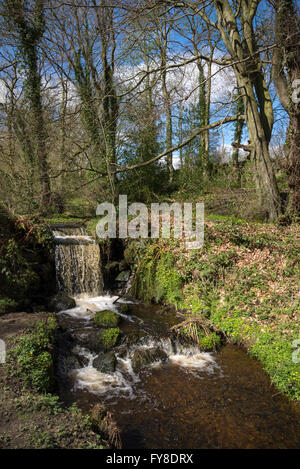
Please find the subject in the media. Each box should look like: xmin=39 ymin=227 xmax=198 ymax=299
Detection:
xmin=5 ymin=0 xmax=51 ymax=210
xmin=232 ymin=90 xmax=245 ymax=187
xmin=96 ymin=0 xmax=119 ymax=202
xmin=272 ymin=0 xmax=300 ymax=214
xmin=161 ymin=38 xmax=173 ymax=184
xmin=214 ymin=0 xmax=281 ymax=220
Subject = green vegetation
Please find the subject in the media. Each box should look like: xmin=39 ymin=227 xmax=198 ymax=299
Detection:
xmin=98 ymin=328 xmax=120 ymax=350
xmin=44 ymin=215 xmax=86 ymax=225
xmin=8 ymin=317 xmax=57 ymax=392
xmin=0 ymin=206 xmax=54 ymax=310
xmin=130 ymin=217 xmax=300 ymax=400
xmin=94 ymin=310 xmax=120 ymax=328
xmin=0 ymin=298 xmax=18 ymax=314
xmin=132 ymin=247 xmax=184 ymax=308
xmin=198 ymin=331 xmax=221 ymax=352
xmin=0 ymin=315 xmax=105 ymax=449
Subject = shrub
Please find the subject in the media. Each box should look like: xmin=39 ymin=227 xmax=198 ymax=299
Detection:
xmin=198 ymin=331 xmax=221 ymax=351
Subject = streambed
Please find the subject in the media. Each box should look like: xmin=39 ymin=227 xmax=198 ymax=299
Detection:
xmin=55 ymin=295 xmax=300 ymax=449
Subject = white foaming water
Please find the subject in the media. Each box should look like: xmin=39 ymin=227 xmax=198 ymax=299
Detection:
xmin=169 ymin=352 xmax=216 ymax=370
xmin=60 ymin=294 xmax=217 ymax=397
xmin=52 ymin=230 xmax=96 ymax=244
xmin=69 ymin=344 xmax=138 ymax=397
xmin=133 ymin=337 xmax=217 ymax=371
xmin=58 ymin=294 xmax=119 ymax=320
xmin=58 ymin=294 xmax=135 ymax=322
xmin=71 ymin=368 xmax=136 ymax=396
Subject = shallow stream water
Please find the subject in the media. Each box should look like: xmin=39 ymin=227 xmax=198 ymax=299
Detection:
xmin=56 ymin=296 xmax=300 ymax=449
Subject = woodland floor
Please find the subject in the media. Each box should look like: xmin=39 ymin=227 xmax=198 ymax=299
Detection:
xmin=0 ymin=312 xmax=104 ymax=449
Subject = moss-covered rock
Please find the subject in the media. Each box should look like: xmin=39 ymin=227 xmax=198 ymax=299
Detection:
xmin=123 ymin=242 xmax=138 ymax=267
xmin=131 ymin=347 xmax=168 ymax=371
xmin=94 ymin=310 xmax=120 ymax=328
xmin=104 ymin=261 xmax=120 ymax=279
xmin=48 ymin=292 xmax=76 ymax=312
xmin=0 ymin=207 xmax=55 ymax=308
xmin=98 ymin=328 xmax=120 ymax=350
xmin=72 ymin=328 xmax=120 ymax=352
xmin=93 ymin=351 xmax=116 ymax=373
xmin=118 ymin=303 xmax=132 ymax=315
xmin=115 ymin=271 xmax=130 ymax=282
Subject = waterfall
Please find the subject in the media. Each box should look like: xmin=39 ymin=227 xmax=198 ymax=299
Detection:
xmin=53 ymin=226 xmax=103 ymax=296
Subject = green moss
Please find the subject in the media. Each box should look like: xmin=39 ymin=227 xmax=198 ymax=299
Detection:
xmin=119 ymin=303 xmax=131 ymax=314
xmin=94 ymin=310 xmax=120 ymax=328
xmin=0 ymin=214 xmax=54 ymax=304
xmin=86 ymin=218 xmax=99 ymax=238
xmin=44 ymin=216 xmax=85 ymax=225
xmin=132 ymin=245 xmax=184 ymax=307
xmin=98 ymin=328 xmax=120 ymax=350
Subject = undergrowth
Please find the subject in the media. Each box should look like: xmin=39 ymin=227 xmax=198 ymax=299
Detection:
xmin=129 ymin=216 xmax=300 ymax=400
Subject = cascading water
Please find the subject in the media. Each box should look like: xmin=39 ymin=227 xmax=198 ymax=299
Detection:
xmin=53 ymin=232 xmax=300 ymax=449
xmin=53 ymin=226 xmax=103 ymax=296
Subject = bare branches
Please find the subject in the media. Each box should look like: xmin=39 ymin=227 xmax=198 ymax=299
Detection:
xmin=114 ymin=114 xmax=246 ymax=173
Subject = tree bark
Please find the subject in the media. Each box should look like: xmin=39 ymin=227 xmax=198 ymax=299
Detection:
xmin=5 ymin=0 xmax=51 ymax=210
xmin=214 ymin=0 xmax=281 ymax=220
xmin=272 ymin=0 xmax=300 ymax=214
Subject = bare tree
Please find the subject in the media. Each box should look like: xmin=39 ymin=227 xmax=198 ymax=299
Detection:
xmin=272 ymin=0 xmax=300 ymax=214
xmin=4 ymin=0 xmax=51 ymax=210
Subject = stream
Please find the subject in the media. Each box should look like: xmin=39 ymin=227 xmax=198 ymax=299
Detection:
xmin=53 ymin=227 xmax=300 ymax=449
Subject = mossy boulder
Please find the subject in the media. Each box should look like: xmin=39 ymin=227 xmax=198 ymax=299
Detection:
xmin=0 ymin=209 xmax=55 ymax=307
xmin=118 ymin=303 xmax=132 ymax=315
xmin=98 ymin=328 xmax=120 ymax=350
xmin=104 ymin=261 xmax=120 ymax=276
xmin=93 ymin=351 xmax=116 ymax=373
xmin=115 ymin=271 xmax=130 ymax=282
xmin=123 ymin=242 xmax=137 ymax=267
xmin=70 ymin=328 xmax=120 ymax=352
xmin=131 ymin=347 xmax=168 ymax=371
xmin=94 ymin=310 xmax=120 ymax=328
xmin=48 ymin=292 xmax=76 ymax=312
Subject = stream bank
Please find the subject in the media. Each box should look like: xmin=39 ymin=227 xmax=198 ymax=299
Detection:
xmin=55 ymin=295 xmax=300 ymax=449
xmin=49 ymin=224 xmax=300 ymax=449
xmin=123 ymin=216 xmax=300 ymax=401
